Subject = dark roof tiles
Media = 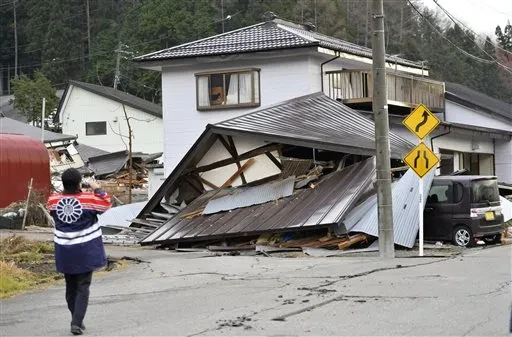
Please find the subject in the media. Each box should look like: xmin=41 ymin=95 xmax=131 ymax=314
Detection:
xmin=135 ymin=19 xmax=422 ymax=69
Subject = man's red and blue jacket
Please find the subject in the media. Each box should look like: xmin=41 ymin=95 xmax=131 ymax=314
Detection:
xmin=48 ymin=189 xmax=111 ymax=274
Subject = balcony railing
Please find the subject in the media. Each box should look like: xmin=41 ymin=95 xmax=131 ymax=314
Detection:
xmin=325 ymin=70 xmax=445 ymax=111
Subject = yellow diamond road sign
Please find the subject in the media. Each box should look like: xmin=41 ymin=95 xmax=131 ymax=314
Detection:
xmin=403 ymin=104 xmax=440 ymax=139
xmin=403 ymin=142 xmax=440 ymax=178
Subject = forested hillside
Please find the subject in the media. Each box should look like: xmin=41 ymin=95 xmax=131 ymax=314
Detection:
xmin=1 ymin=0 xmax=511 ymax=103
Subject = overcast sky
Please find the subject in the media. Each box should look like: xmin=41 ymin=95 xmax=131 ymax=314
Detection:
xmin=421 ymin=0 xmax=511 ymax=39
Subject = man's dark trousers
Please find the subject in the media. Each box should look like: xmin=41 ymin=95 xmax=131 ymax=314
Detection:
xmin=64 ymin=272 xmax=93 ymax=327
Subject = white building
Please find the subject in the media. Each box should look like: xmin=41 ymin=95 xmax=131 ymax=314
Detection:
xmin=56 ymin=81 xmax=163 ymax=154
xmin=135 ymin=17 xmax=512 ymax=184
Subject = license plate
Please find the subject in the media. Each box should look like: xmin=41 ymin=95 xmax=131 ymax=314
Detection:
xmin=485 ymin=211 xmax=495 ymax=221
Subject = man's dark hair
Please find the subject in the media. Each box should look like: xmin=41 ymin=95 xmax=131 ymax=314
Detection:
xmin=62 ymin=168 xmax=82 ymax=194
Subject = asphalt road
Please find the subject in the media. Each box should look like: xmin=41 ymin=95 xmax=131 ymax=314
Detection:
xmin=1 ymin=245 xmax=510 ymax=336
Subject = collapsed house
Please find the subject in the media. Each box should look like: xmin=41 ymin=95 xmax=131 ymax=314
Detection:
xmin=128 ymin=93 xmax=427 ymax=249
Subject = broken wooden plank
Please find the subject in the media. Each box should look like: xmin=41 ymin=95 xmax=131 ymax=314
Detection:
xmin=151 ymin=212 xmax=174 ymax=220
xmin=160 ymin=203 xmax=180 ymax=214
xmin=338 ymin=234 xmax=367 ymax=250
xmin=199 ymin=177 xmax=219 ymax=190
xmin=130 ymin=218 xmax=162 ymax=228
xmin=220 ymin=158 xmax=255 ymax=188
xmin=207 ymin=245 xmax=255 ymax=252
xmin=188 ymin=144 xmax=281 ymax=174
xmin=145 ymin=217 xmax=166 ymax=223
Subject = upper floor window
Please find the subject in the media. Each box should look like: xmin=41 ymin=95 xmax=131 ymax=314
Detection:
xmin=86 ymin=121 xmax=107 ymax=136
xmin=196 ymin=69 xmax=260 ymax=110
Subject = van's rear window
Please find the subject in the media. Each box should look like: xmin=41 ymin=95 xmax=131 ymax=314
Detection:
xmin=471 ymin=179 xmax=499 ymax=203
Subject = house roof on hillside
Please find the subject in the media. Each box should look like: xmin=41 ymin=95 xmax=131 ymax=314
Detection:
xmin=0 ymin=114 xmax=76 ymax=143
xmin=134 ymin=18 xmax=423 ymax=69
xmin=55 ymin=81 xmax=162 ymax=122
xmin=445 ymin=82 xmax=512 ymax=121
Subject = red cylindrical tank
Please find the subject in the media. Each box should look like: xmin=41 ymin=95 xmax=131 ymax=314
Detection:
xmin=0 ymin=134 xmax=51 ymax=208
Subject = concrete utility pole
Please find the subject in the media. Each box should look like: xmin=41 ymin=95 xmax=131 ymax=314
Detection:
xmin=371 ymin=0 xmax=395 ymax=258
xmin=86 ymin=0 xmax=91 ymax=55
xmin=13 ymin=0 xmax=18 ymax=79
xmin=114 ymin=41 xmax=122 ymax=90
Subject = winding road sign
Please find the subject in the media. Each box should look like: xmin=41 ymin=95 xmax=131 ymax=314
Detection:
xmin=403 ymin=142 xmax=440 ymax=178
xmin=402 ymin=104 xmax=440 ymax=140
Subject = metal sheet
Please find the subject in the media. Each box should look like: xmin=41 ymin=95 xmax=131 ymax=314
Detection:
xmin=213 ymin=93 xmax=413 ymax=159
xmin=501 ymin=196 xmax=512 ymax=222
xmin=140 ymin=158 xmax=376 ymax=245
xmin=203 ymin=176 xmax=296 ymax=215
xmin=343 ymin=169 xmax=435 ymax=248
xmin=98 ymin=202 xmax=146 ymax=228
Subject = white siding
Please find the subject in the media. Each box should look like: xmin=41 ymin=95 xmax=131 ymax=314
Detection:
xmin=161 ymin=55 xmax=317 ymax=175
xmin=495 ymin=139 xmax=512 ymax=184
xmin=60 ymin=86 xmax=163 ymax=154
xmin=445 ymin=100 xmax=512 ymax=132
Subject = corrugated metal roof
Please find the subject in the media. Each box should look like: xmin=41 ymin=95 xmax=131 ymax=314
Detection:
xmin=342 ymin=169 xmax=435 ymax=248
xmin=98 ymin=202 xmax=147 ymax=228
xmin=140 ymin=157 xmax=376 ymax=245
xmin=134 ymin=19 xmax=423 ymax=69
xmin=0 ymin=114 xmax=76 ymax=143
xmin=88 ymin=151 xmax=128 ymax=177
xmin=203 ymin=176 xmax=296 ymax=215
xmin=213 ymin=93 xmax=413 ymax=159
xmin=75 ymin=143 xmax=109 ymax=163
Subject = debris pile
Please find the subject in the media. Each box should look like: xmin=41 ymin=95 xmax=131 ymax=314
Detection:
xmin=0 ymin=191 xmax=52 ymax=230
xmin=132 ymin=154 xmax=378 ymax=255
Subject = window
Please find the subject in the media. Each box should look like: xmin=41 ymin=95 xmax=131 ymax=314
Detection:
xmin=428 ymin=182 xmax=454 ymax=204
xmin=196 ymin=69 xmax=260 ymax=110
xmin=85 ymin=121 xmax=107 ymax=136
xmin=472 ymin=179 xmax=499 ymax=203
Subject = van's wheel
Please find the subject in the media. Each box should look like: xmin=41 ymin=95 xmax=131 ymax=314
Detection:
xmin=452 ymin=226 xmax=474 ymax=247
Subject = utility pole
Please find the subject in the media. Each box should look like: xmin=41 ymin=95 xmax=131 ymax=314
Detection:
xmin=372 ymin=0 xmax=395 ymax=258
xmin=114 ymin=41 xmax=121 ymax=90
xmin=221 ymin=0 xmax=224 ymax=33
xmin=13 ymin=0 xmax=18 ymax=79
xmin=122 ymin=105 xmax=133 ymax=204
xmin=86 ymin=0 xmax=91 ymax=56
xmin=365 ymin=0 xmax=370 ymax=47
xmin=41 ymin=97 xmax=46 ymax=141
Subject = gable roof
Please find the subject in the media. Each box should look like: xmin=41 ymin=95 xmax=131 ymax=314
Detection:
xmin=0 ymin=114 xmax=76 ymax=143
xmin=212 ymin=92 xmax=413 ymax=159
xmin=55 ymin=81 xmax=162 ymax=122
xmin=134 ymin=19 xmax=423 ymax=69
xmin=445 ymin=82 xmax=512 ymax=122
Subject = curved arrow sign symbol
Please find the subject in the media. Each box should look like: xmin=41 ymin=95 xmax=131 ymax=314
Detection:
xmin=415 ymin=111 xmax=429 ymax=132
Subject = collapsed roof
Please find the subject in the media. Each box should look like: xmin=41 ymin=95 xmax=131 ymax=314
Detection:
xmin=133 ymin=93 xmax=415 ymax=246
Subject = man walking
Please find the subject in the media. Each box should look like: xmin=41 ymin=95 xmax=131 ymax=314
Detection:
xmin=48 ymin=168 xmax=111 ymax=335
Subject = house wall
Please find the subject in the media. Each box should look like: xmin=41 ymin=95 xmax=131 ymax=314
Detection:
xmin=60 ymin=86 xmax=163 ymax=154
xmin=445 ymin=100 xmax=512 ymax=131
xmin=161 ymin=54 xmax=318 ymax=175
xmin=197 ymin=136 xmax=281 ymax=189
xmin=495 ymin=139 xmax=512 ymax=184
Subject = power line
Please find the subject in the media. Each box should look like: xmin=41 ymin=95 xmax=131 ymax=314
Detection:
xmin=407 ymin=0 xmax=502 ymax=65
xmin=432 ymin=0 xmax=512 ymax=56
xmin=471 ymin=0 xmax=512 ymax=16
xmin=432 ymin=0 xmax=512 ymax=74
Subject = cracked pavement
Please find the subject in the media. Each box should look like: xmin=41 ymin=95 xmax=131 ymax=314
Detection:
xmin=0 ymin=245 xmax=510 ymax=336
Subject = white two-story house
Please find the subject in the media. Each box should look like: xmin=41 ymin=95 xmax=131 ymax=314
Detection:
xmin=135 ymin=17 xmax=512 ymax=184
xmin=56 ymin=81 xmax=163 ymax=154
